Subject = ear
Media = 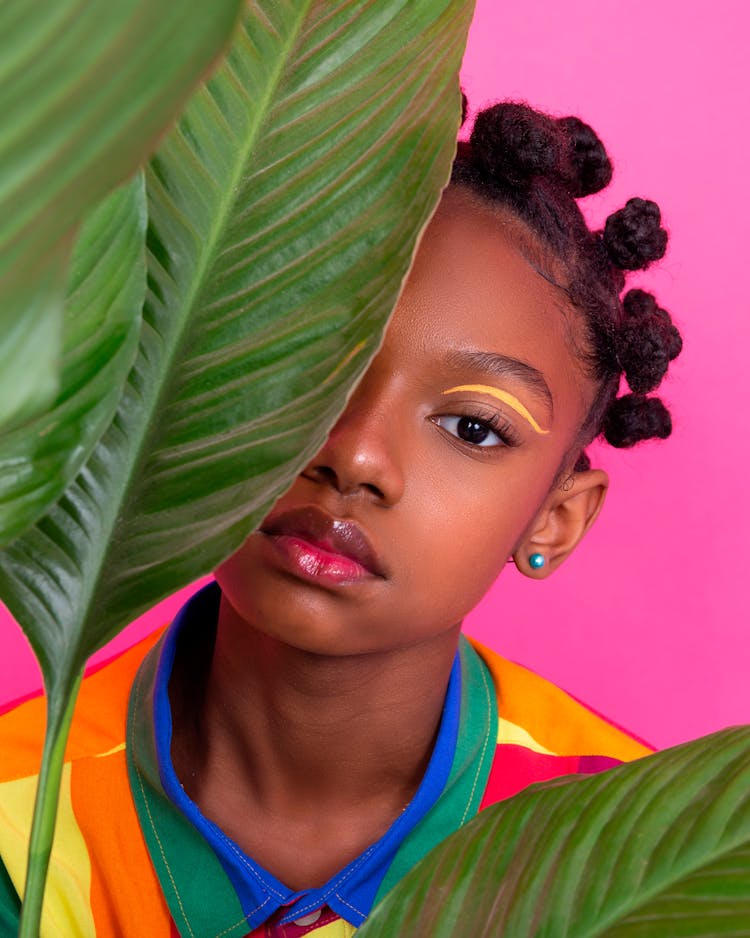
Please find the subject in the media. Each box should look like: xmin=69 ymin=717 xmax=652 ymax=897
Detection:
xmin=512 ymin=469 xmax=609 ymax=578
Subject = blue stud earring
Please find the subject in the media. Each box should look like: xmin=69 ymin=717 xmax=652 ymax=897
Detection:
xmin=528 ymin=552 xmax=546 ymax=570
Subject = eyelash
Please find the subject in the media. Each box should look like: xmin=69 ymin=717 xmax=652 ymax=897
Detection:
xmin=432 ymin=407 xmax=521 ymax=450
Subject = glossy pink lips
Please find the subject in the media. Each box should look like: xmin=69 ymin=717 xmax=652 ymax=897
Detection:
xmin=260 ymin=506 xmax=385 ymax=585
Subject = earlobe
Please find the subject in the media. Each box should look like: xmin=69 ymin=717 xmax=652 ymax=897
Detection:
xmin=513 ymin=469 xmax=609 ymax=577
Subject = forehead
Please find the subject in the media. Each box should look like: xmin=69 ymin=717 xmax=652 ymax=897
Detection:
xmin=385 ymin=188 xmax=593 ymax=423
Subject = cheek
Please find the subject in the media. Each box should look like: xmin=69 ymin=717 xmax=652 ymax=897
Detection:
xmin=445 ymin=515 xmax=512 ymax=597
xmin=402 ymin=479 xmax=530 ymax=619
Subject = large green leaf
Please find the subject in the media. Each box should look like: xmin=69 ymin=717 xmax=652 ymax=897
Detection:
xmin=359 ymin=727 xmax=750 ymax=937
xmin=0 ymin=175 xmax=146 ymax=546
xmin=2 ymin=2 xmax=474 ymax=927
xmin=0 ymin=0 xmax=474 ymax=689
xmin=0 ymin=0 xmax=470 ymax=686
xmin=0 ymin=0 xmax=242 ymax=431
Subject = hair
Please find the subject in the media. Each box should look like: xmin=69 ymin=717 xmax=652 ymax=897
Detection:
xmin=451 ymin=99 xmax=682 ymax=471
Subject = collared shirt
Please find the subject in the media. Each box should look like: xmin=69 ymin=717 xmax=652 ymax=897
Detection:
xmin=129 ymin=584 xmax=498 ymax=936
xmin=0 ymin=585 xmax=652 ymax=937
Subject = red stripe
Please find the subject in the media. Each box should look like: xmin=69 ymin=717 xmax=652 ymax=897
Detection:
xmin=0 ymin=686 xmax=44 ymax=718
xmin=479 ymin=745 xmax=581 ymax=808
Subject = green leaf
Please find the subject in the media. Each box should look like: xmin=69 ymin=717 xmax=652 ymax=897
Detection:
xmin=0 ymin=252 xmax=68 ymax=435
xmin=0 ymin=0 xmax=243 ymax=431
xmin=2 ymin=2 xmax=474 ymax=927
xmin=0 ymin=0 xmax=474 ymax=686
xmin=359 ymin=727 xmax=750 ymax=937
xmin=0 ymin=175 xmax=146 ymax=546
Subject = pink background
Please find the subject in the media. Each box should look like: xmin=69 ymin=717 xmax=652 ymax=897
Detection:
xmin=1 ymin=1 xmax=748 ymax=749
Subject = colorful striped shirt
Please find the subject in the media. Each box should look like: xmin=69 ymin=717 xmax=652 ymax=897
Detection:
xmin=0 ymin=585 xmax=651 ymax=936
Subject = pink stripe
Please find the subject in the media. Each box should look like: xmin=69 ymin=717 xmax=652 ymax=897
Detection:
xmin=479 ymin=745 xmax=581 ymax=808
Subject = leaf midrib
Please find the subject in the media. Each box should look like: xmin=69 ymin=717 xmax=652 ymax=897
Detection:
xmin=70 ymin=2 xmax=315 ymax=663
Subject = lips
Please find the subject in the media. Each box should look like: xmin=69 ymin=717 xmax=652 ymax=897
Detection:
xmin=260 ymin=506 xmax=386 ymax=580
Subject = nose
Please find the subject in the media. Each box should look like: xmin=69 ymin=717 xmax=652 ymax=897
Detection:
xmin=304 ymin=369 xmax=405 ymax=506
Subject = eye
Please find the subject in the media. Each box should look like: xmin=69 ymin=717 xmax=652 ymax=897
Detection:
xmin=433 ymin=414 xmax=505 ymax=448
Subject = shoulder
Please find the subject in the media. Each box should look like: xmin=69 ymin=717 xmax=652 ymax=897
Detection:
xmin=468 ymin=638 xmax=653 ymax=808
xmin=0 ymin=629 xmax=164 ymax=783
xmin=0 ymin=629 xmax=168 ymax=934
xmin=470 ymin=637 xmax=652 ymax=761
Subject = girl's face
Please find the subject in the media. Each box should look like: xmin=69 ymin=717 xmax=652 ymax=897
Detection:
xmin=216 ymin=188 xmax=602 ymax=656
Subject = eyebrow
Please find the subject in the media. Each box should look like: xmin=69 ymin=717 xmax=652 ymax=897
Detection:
xmin=444 ymin=350 xmax=554 ymax=415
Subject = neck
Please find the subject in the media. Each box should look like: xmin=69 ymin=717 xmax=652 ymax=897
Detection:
xmin=170 ymin=596 xmax=461 ymax=818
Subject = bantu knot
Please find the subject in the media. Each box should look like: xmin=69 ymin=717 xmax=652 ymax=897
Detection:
xmin=603 ymin=394 xmax=672 ymax=448
xmin=470 ymin=102 xmax=562 ymax=189
xmin=617 ymin=289 xmax=683 ymax=393
xmin=603 ymin=198 xmax=668 ymax=270
xmin=557 ymin=116 xmax=613 ymax=197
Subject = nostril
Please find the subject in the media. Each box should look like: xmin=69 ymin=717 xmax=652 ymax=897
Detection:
xmin=312 ymin=466 xmax=338 ymax=486
xmin=363 ymin=482 xmax=384 ymax=499
xmin=307 ymin=464 xmax=385 ymax=500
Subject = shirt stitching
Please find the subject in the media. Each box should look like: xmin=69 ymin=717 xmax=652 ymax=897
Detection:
xmin=134 ymin=663 xmax=261 ymax=938
xmin=460 ymin=655 xmax=493 ymax=825
xmin=131 ymin=668 xmax=196 ymax=938
xmin=334 ymin=891 xmax=366 ymax=919
xmin=212 ymin=828 xmax=288 ymax=900
xmin=212 ymin=897 xmax=270 ymax=937
xmin=284 ymin=843 xmax=377 ymax=920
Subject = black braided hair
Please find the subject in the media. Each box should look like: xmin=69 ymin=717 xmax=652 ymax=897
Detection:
xmin=452 ymin=99 xmax=682 ymax=464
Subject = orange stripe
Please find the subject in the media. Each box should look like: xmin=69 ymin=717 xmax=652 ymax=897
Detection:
xmin=469 ymin=639 xmax=652 ymax=761
xmin=0 ymin=629 xmax=164 ymax=782
xmin=70 ymin=747 xmax=171 ymax=936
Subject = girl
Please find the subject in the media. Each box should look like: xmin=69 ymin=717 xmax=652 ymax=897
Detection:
xmin=0 ymin=101 xmax=682 ymax=936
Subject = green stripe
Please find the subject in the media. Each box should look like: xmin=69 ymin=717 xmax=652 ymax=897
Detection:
xmin=127 ymin=638 xmax=250 ymax=938
xmin=373 ymin=635 xmax=498 ymax=904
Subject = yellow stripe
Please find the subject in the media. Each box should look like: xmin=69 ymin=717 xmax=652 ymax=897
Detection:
xmin=442 ymin=384 xmax=550 ymax=435
xmin=96 ymin=741 xmax=126 ymax=759
xmin=0 ymin=766 xmax=96 ymax=937
xmin=309 ymin=919 xmax=357 ymax=937
xmin=497 ymin=716 xmax=555 ymax=755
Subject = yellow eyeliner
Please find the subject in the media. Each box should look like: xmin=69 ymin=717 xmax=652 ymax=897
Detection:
xmin=442 ymin=384 xmax=550 ymax=435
